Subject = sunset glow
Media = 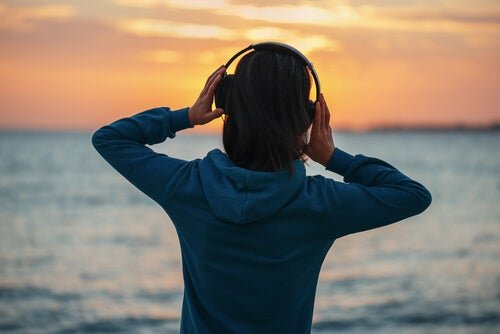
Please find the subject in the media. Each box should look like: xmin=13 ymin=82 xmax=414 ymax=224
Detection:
xmin=0 ymin=0 xmax=499 ymax=131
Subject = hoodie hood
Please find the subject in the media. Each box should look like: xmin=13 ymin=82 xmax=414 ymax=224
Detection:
xmin=198 ymin=149 xmax=306 ymax=224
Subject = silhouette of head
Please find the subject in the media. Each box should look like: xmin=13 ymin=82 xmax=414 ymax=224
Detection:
xmin=222 ymin=49 xmax=313 ymax=174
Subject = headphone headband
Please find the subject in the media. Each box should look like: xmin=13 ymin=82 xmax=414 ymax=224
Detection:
xmin=223 ymin=42 xmax=321 ymax=102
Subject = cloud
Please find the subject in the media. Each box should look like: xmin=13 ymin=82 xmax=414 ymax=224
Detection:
xmin=113 ymin=18 xmax=341 ymax=57
xmin=226 ymin=3 xmax=500 ymax=33
xmin=0 ymin=3 xmax=75 ymax=32
xmin=221 ymin=4 xmax=360 ymax=26
xmin=246 ymin=27 xmax=342 ymax=54
xmin=115 ymin=18 xmax=238 ymax=40
xmin=111 ymin=0 xmax=500 ymax=34
xmin=362 ymin=5 xmax=500 ymax=33
xmin=113 ymin=0 xmax=359 ymax=26
xmin=113 ymin=0 xmax=226 ymax=10
xmin=228 ymin=0 xmax=307 ymax=6
xmin=368 ymin=5 xmax=500 ymax=24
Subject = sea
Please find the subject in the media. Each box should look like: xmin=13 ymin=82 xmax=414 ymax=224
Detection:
xmin=0 ymin=130 xmax=498 ymax=334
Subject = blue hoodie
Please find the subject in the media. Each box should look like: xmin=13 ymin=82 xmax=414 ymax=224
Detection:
xmin=92 ymin=107 xmax=431 ymax=333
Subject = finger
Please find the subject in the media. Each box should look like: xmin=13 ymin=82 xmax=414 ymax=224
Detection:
xmin=202 ymin=108 xmax=224 ymax=123
xmin=322 ymin=94 xmax=331 ymax=128
xmin=205 ymin=65 xmax=223 ymax=84
xmin=319 ymin=96 xmax=325 ymax=131
xmin=206 ymin=73 xmax=223 ymax=98
xmin=213 ymin=108 xmax=225 ymax=118
xmin=200 ymin=66 xmax=224 ymax=97
xmin=320 ymin=94 xmax=327 ymax=131
xmin=313 ymin=99 xmax=322 ymax=131
xmin=325 ymin=106 xmax=331 ymax=130
xmin=205 ymin=65 xmax=226 ymax=88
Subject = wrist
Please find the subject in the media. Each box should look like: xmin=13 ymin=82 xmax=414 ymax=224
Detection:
xmin=169 ymin=107 xmax=194 ymax=132
xmin=325 ymin=147 xmax=354 ymax=174
xmin=321 ymin=148 xmax=335 ymax=166
xmin=188 ymin=107 xmax=196 ymax=126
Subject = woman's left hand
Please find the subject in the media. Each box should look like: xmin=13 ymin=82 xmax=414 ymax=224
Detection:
xmin=188 ymin=65 xmax=226 ymax=126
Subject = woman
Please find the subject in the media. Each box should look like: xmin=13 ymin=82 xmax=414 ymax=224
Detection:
xmin=92 ymin=45 xmax=431 ymax=333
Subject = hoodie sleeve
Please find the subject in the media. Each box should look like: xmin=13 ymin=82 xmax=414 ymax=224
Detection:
xmin=322 ymin=148 xmax=432 ymax=239
xmin=91 ymin=107 xmax=193 ymax=205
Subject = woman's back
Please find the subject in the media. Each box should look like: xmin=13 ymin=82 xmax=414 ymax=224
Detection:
xmin=169 ymin=150 xmax=332 ymax=332
xmin=92 ymin=43 xmax=431 ymax=333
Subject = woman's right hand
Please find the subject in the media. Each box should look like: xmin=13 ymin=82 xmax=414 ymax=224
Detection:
xmin=188 ymin=65 xmax=226 ymax=126
xmin=304 ymin=93 xmax=335 ymax=166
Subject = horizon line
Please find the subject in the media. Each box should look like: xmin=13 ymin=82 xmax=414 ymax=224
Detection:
xmin=1 ymin=121 xmax=499 ymax=134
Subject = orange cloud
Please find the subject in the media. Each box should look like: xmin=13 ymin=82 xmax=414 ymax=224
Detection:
xmin=111 ymin=0 xmax=500 ymax=34
xmin=0 ymin=3 xmax=75 ymax=32
xmin=115 ymin=18 xmax=238 ymax=40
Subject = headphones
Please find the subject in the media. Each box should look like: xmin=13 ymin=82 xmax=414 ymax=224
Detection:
xmin=214 ymin=42 xmax=321 ymax=118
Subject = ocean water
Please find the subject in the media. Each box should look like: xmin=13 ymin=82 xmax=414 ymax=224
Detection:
xmin=0 ymin=130 xmax=499 ymax=334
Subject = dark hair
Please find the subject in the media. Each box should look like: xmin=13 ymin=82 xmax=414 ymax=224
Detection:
xmin=222 ymin=50 xmax=312 ymax=174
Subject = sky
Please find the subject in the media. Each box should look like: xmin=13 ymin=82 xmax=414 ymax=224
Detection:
xmin=0 ymin=0 xmax=499 ymax=132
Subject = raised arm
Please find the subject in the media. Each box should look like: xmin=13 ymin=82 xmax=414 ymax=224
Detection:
xmin=305 ymin=94 xmax=431 ymax=239
xmin=92 ymin=65 xmax=226 ymax=206
xmin=92 ymin=107 xmax=193 ymax=205
xmin=323 ymin=148 xmax=431 ymax=238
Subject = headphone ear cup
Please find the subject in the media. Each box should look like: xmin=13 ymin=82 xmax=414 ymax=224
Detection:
xmin=307 ymin=100 xmax=316 ymax=121
xmin=215 ymin=74 xmax=233 ymax=113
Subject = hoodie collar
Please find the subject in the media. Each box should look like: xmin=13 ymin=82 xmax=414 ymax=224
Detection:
xmin=198 ymin=149 xmax=305 ymax=224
